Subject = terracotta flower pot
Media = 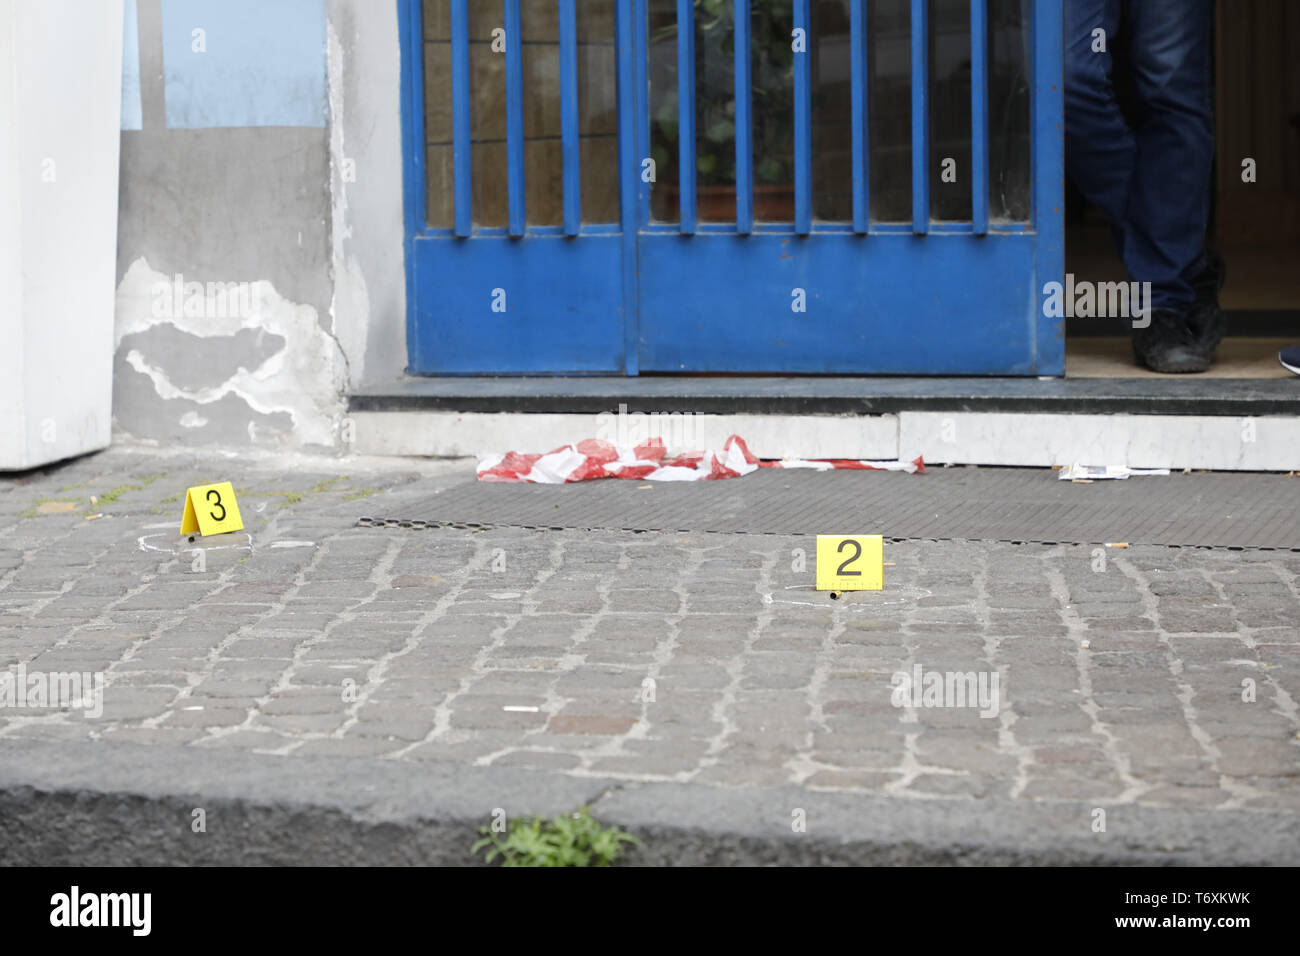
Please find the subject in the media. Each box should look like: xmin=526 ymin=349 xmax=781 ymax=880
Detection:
xmin=659 ymin=184 xmax=796 ymax=223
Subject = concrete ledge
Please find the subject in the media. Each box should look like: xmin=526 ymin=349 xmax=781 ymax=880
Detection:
xmin=351 ymin=410 xmax=899 ymax=460
xmin=901 ymin=412 xmax=1300 ymax=470
xmin=0 ymin=740 xmax=1295 ymax=866
xmin=350 ymin=409 xmax=1300 ymax=470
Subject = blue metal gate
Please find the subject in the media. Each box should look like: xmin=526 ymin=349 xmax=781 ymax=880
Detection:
xmin=399 ymin=0 xmax=1063 ymax=375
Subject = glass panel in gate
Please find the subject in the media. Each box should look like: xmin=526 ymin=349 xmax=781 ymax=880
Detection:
xmin=422 ymin=0 xmax=619 ymax=231
xmin=642 ymin=0 xmax=1030 ymax=229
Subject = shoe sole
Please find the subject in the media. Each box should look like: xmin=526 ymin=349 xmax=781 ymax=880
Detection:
xmin=1281 ymin=355 xmax=1300 ymax=376
xmin=1134 ymin=348 xmax=1211 ymax=374
xmin=1136 ymin=351 xmax=1211 ymax=374
xmin=1143 ymin=361 xmax=1210 ymax=374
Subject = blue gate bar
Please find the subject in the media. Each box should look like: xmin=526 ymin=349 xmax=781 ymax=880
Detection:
xmin=849 ymin=0 xmax=868 ymax=233
xmin=559 ymin=0 xmax=580 ymax=235
xmin=970 ymin=0 xmax=989 ymax=234
xmin=617 ymin=0 xmax=641 ymax=373
xmin=505 ymin=0 xmax=525 ymax=235
xmin=450 ymin=0 xmax=472 ymax=236
xmin=733 ymin=0 xmax=754 ymax=233
xmin=910 ymin=0 xmax=929 ymax=234
xmin=793 ymin=0 xmax=812 ymax=234
xmin=676 ymin=0 xmax=697 ymax=233
xmin=635 ymin=0 xmax=650 ymax=227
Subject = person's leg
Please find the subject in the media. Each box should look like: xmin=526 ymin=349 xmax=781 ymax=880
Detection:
xmin=1118 ymin=0 xmax=1214 ymax=317
xmin=1063 ymin=0 xmax=1132 ymax=230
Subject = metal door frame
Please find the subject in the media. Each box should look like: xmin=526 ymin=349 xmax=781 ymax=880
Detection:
xmin=398 ymin=0 xmax=632 ymax=374
xmin=398 ymin=0 xmax=1063 ymax=376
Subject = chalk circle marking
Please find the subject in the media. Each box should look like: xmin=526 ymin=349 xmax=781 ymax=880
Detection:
xmin=762 ymin=584 xmax=931 ymax=609
xmin=137 ymin=531 xmax=254 ymax=556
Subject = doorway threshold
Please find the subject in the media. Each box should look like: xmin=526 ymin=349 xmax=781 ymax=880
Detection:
xmin=350 ymin=372 xmax=1300 ymax=417
xmin=348 ymin=362 xmax=1300 ymax=471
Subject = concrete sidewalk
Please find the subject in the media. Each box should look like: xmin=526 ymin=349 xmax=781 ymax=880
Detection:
xmin=0 ymin=445 xmax=1297 ymax=864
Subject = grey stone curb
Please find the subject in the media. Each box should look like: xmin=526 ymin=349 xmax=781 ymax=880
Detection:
xmin=0 ymin=740 xmax=1295 ymax=866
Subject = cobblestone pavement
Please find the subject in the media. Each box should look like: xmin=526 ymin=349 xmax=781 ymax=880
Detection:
xmin=1 ymin=446 xmax=1298 ymax=825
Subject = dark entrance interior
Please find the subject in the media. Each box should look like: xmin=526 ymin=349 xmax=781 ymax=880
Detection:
xmin=1065 ymin=0 xmax=1300 ymax=378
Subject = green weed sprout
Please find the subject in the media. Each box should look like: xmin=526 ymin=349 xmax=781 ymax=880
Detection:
xmin=472 ymin=806 xmax=639 ymax=867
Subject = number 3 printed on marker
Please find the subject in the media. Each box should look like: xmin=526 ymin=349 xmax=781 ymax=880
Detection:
xmin=180 ymin=481 xmax=244 ymax=537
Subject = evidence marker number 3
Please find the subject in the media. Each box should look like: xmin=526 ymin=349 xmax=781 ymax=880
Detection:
xmin=179 ymin=482 xmax=244 ymax=538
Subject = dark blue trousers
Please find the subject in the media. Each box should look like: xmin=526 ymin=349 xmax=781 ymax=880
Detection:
xmin=1064 ymin=0 xmax=1214 ymax=314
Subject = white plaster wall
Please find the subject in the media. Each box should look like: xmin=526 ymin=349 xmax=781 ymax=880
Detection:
xmin=327 ymin=0 xmax=408 ymax=392
xmin=106 ymin=0 xmax=400 ymax=452
xmin=0 ymin=0 xmax=123 ymax=469
xmin=0 ymin=5 xmax=21 ymax=448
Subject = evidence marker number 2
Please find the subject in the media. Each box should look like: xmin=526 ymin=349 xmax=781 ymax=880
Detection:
xmin=815 ymin=534 xmax=884 ymax=593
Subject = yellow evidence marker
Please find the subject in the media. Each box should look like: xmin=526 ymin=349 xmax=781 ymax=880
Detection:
xmin=816 ymin=534 xmax=884 ymax=591
xmin=180 ymin=482 xmax=244 ymax=537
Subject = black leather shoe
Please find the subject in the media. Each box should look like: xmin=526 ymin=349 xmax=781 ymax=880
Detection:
xmin=1133 ymin=309 xmax=1212 ymax=373
xmin=1187 ymin=249 xmax=1226 ymax=352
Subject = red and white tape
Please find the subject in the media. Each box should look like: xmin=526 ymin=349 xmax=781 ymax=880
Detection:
xmin=477 ymin=435 xmax=925 ymax=484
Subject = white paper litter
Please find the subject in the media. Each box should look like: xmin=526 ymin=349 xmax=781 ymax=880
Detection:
xmin=1058 ymin=463 xmax=1172 ymax=480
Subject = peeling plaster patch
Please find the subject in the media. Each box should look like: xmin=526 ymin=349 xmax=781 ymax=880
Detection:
xmin=115 ymin=257 xmax=347 ymax=447
xmin=179 ymin=411 xmax=209 ymax=429
xmin=114 ymin=363 xmax=295 ymax=446
xmin=119 ymin=324 xmax=286 ymax=392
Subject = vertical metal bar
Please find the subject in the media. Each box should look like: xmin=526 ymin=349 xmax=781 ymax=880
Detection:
xmin=1033 ymin=0 xmax=1065 ymax=374
xmin=970 ymin=0 xmax=989 ymax=233
xmin=403 ymin=0 xmax=428 ymax=237
xmin=734 ymin=0 xmax=753 ymax=232
xmin=505 ymin=0 xmax=525 ymax=235
xmin=616 ymin=0 xmax=641 ymax=373
xmin=559 ymin=0 xmax=581 ymax=235
xmin=849 ymin=0 xmax=868 ymax=233
xmin=635 ymin=0 xmax=650 ymax=228
xmin=793 ymin=0 xmax=812 ymax=234
xmin=910 ymin=0 xmax=929 ymax=234
xmin=676 ymin=0 xmax=697 ymax=234
xmin=450 ymin=0 xmax=472 ymax=236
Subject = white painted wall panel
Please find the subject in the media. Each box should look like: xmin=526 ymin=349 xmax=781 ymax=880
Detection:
xmin=0 ymin=0 xmax=123 ymax=469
